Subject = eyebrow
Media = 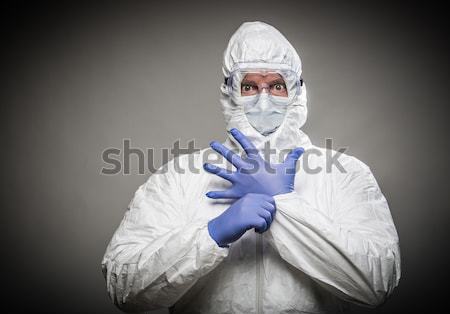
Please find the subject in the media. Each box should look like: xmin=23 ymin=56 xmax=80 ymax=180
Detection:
xmin=267 ymin=78 xmax=286 ymax=85
xmin=241 ymin=80 xmax=257 ymax=85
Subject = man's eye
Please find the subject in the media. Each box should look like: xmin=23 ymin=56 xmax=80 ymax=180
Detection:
xmin=242 ymin=84 xmax=254 ymax=91
xmin=273 ymin=83 xmax=286 ymax=90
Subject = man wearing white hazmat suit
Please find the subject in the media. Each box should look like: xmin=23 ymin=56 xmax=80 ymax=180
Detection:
xmin=102 ymin=21 xmax=400 ymax=313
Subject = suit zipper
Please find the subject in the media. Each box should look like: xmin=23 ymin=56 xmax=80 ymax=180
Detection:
xmin=256 ymin=232 xmax=263 ymax=314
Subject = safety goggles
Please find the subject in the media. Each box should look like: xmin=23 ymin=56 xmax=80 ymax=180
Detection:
xmin=225 ymin=66 xmax=303 ymax=105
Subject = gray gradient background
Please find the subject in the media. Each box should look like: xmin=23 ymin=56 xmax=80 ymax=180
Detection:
xmin=2 ymin=1 xmax=449 ymax=313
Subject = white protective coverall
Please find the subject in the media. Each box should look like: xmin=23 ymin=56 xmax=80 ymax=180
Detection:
xmin=102 ymin=21 xmax=401 ymax=313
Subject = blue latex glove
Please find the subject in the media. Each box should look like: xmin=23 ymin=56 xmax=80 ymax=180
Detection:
xmin=208 ymin=193 xmax=276 ymax=247
xmin=204 ymin=128 xmax=304 ymax=199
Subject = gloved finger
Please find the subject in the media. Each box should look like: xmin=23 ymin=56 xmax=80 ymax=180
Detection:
xmin=254 ymin=217 xmax=268 ymax=233
xmin=210 ymin=141 xmax=244 ymax=169
xmin=206 ymin=190 xmax=238 ymax=199
xmin=258 ymin=208 xmax=273 ymax=226
xmin=260 ymin=194 xmax=276 ymax=206
xmin=203 ymin=163 xmax=234 ymax=182
xmin=262 ymin=201 xmax=276 ymax=217
xmin=230 ymin=128 xmax=261 ymax=159
xmin=283 ymin=147 xmax=305 ymax=174
xmin=284 ymin=147 xmax=305 ymax=167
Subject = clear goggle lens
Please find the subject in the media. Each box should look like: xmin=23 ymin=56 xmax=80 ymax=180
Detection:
xmin=227 ymin=69 xmax=302 ymax=100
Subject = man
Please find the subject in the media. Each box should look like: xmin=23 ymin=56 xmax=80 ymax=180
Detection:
xmin=102 ymin=21 xmax=400 ymax=313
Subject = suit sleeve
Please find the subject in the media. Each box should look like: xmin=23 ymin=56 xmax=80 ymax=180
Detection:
xmin=101 ymin=159 xmax=229 ymax=312
xmin=268 ymin=157 xmax=401 ymax=307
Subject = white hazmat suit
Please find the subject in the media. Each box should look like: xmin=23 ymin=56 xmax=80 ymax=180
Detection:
xmin=102 ymin=21 xmax=401 ymax=313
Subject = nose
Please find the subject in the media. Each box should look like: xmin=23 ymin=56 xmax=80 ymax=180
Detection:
xmin=257 ymin=92 xmax=270 ymax=109
xmin=259 ymin=83 xmax=270 ymax=94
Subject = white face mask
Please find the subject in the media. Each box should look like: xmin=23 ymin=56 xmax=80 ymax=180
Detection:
xmin=243 ymin=93 xmax=288 ymax=136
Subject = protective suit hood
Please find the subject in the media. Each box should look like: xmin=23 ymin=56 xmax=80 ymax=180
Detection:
xmin=220 ymin=21 xmax=311 ymax=155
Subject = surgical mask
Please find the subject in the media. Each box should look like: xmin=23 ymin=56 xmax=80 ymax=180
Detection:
xmin=243 ymin=93 xmax=289 ymax=135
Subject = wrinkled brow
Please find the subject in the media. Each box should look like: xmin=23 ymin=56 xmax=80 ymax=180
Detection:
xmin=241 ymin=78 xmax=286 ymax=85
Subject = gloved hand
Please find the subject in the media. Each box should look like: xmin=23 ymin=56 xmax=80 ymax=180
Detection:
xmin=208 ymin=193 xmax=276 ymax=247
xmin=204 ymin=128 xmax=304 ymax=199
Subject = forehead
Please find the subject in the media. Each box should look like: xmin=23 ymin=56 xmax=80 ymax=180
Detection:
xmin=241 ymin=72 xmax=284 ymax=83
